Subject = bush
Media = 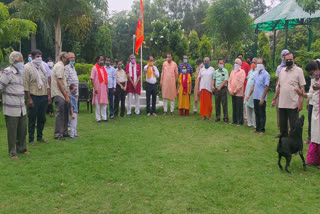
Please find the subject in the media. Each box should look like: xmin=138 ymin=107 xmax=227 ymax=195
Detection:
xmin=75 ymin=63 xmax=94 ymax=75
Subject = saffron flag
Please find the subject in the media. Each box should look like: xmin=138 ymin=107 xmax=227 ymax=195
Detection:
xmin=135 ymin=0 xmax=144 ymax=54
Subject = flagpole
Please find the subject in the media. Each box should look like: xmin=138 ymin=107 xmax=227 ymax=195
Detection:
xmin=141 ymin=44 xmax=143 ymax=91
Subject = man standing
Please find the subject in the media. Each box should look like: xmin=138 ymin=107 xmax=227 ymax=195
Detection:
xmin=91 ymin=55 xmax=109 ymax=122
xmin=160 ymin=53 xmax=179 ymax=115
xmin=237 ymin=54 xmax=251 ymax=122
xmin=273 ymin=49 xmax=290 ymax=138
xmin=271 ymin=53 xmax=306 ymax=137
xmin=65 ymin=52 xmax=79 ymax=99
xmin=23 ymin=49 xmax=51 ymax=146
xmin=199 ymin=57 xmax=215 ymax=121
xmin=247 ymin=58 xmax=270 ymax=136
xmin=126 ymin=54 xmax=141 ymax=115
xmin=178 ymin=55 xmax=193 ymax=75
xmin=244 ymin=58 xmax=258 ymax=128
xmin=228 ymin=58 xmax=246 ymax=126
xmin=51 ymin=52 xmax=71 ymax=140
xmin=213 ymin=59 xmax=229 ymax=122
xmin=144 ymin=56 xmax=159 ymax=116
xmin=0 ymin=51 xmax=30 ymax=159
xmin=105 ymin=57 xmax=117 ymax=119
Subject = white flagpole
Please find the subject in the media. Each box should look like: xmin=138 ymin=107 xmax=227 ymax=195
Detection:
xmin=140 ymin=44 xmax=143 ymax=91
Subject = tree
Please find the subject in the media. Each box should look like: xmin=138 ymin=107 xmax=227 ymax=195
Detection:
xmin=12 ymin=0 xmax=108 ymax=62
xmin=205 ymin=0 xmax=253 ymax=50
xmin=250 ymin=0 xmax=269 ymax=18
xmin=96 ymin=24 xmax=112 ymax=59
xmin=257 ymin=32 xmax=272 ymax=72
xmin=297 ymin=0 xmax=320 ymax=13
xmin=199 ymin=35 xmax=211 ymax=59
xmin=0 ymin=2 xmax=36 ymax=61
xmin=188 ymin=30 xmax=200 ymax=60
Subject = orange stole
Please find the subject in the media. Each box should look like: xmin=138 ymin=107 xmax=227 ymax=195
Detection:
xmin=200 ymin=89 xmax=213 ymax=116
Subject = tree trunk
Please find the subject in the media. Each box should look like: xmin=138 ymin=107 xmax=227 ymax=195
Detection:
xmin=54 ymin=16 xmax=62 ymax=62
xmin=31 ymin=33 xmax=36 ymax=50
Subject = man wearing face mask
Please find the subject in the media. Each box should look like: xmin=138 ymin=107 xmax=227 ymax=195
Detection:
xmin=126 ymin=54 xmax=141 ymax=115
xmin=273 ymin=49 xmax=290 ymax=138
xmin=23 ymin=49 xmax=51 ymax=146
xmin=178 ymin=55 xmax=193 ymax=76
xmin=193 ymin=59 xmax=203 ymax=114
xmin=65 ymin=52 xmax=79 ymax=99
xmin=246 ymin=58 xmax=270 ymax=136
xmin=144 ymin=56 xmax=160 ymax=116
xmin=213 ymin=59 xmax=229 ymax=122
xmin=0 ymin=51 xmax=30 ymax=159
xmin=161 ymin=53 xmax=179 ymax=115
xmin=271 ymin=53 xmax=306 ymax=137
xmin=51 ymin=52 xmax=71 ymax=140
xmin=244 ymin=58 xmax=258 ymax=128
xmin=228 ymin=58 xmax=246 ymax=126
xmin=199 ymin=57 xmax=215 ymax=121
xmin=105 ymin=57 xmax=117 ymax=119
xmin=91 ymin=55 xmax=109 ymax=122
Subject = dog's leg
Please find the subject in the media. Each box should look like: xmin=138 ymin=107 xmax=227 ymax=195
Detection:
xmin=278 ymin=153 xmax=283 ymax=170
xmin=299 ymin=151 xmax=307 ymax=171
xmin=285 ymin=155 xmax=292 ymax=173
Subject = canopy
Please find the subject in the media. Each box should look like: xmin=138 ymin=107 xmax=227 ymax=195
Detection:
xmin=254 ymin=0 xmax=320 ymax=31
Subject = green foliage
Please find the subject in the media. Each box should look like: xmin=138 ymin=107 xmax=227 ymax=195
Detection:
xmin=0 ymin=2 xmax=36 ymax=61
xmin=199 ymin=35 xmax=211 ymax=59
xmin=75 ymin=63 xmax=94 ymax=75
xmin=297 ymin=0 xmax=320 ymax=14
xmin=96 ymin=24 xmax=112 ymax=58
xmin=258 ymin=32 xmax=272 ymax=73
xmin=188 ymin=30 xmax=200 ymax=60
xmin=205 ymin=0 xmax=253 ymax=49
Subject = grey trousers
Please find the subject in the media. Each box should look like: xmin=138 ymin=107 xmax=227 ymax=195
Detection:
xmin=5 ymin=114 xmax=27 ymax=157
xmin=54 ymin=96 xmax=69 ymax=138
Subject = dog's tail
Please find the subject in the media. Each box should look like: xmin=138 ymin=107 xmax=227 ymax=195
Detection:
xmin=277 ymin=136 xmax=282 ymax=152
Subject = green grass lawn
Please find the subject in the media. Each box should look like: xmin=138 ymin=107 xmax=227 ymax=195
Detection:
xmin=1 ymin=93 xmax=320 ymax=213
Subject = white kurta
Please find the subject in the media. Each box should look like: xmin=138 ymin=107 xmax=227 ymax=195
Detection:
xmin=308 ymin=82 xmax=320 ymax=144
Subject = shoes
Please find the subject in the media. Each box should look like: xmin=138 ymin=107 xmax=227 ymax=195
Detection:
xmin=97 ymin=120 xmax=101 ymax=123
xmin=10 ymin=155 xmax=18 ymax=159
xmin=258 ymin=132 xmax=265 ymax=136
xmin=163 ymin=112 xmax=167 ymax=116
xmin=251 ymin=129 xmax=257 ymax=133
xmin=171 ymin=112 xmax=174 ymax=116
xmin=24 ymin=151 xmax=31 ymax=155
xmin=152 ymin=113 xmax=157 ymax=117
xmin=29 ymin=142 xmax=36 ymax=146
xmin=55 ymin=137 xmax=65 ymax=141
xmin=147 ymin=113 xmax=151 ymax=116
xmin=110 ymin=115 xmax=114 ymax=119
xmin=215 ymin=118 xmax=220 ymax=122
xmin=102 ymin=120 xmax=108 ymax=122
xmin=273 ymin=134 xmax=281 ymax=139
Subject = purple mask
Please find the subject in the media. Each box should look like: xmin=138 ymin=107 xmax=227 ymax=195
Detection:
xmin=131 ymin=59 xmax=136 ymax=64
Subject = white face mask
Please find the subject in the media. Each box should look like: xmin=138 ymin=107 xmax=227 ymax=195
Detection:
xmin=13 ymin=62 xmax=24 ymax=74
xmin=256 ymin=64 xmax=265 ymax=72
xmin=234 ymin=64 xmax=240 ymax=72
xmin=32 ymin=57 xmax=42 ymax=68
xmin=47 ymin=62 xmax=54 ymax=68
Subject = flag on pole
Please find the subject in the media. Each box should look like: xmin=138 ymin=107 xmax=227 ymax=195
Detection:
xmin=135 ymin=0 xmax=144 ymax=55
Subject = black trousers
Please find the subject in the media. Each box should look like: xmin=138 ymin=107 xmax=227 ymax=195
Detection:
xmin=279 ymin=108 xmax=299 ymax=137
xmin=254 ymin=99 xmax=266 ymax=133
xmin=5 ymin=114 xmax=27 ymax=157
xmin=114 ymin=83 xmax=126 ymax=117
xmin=28 ymin=95 xmax=48 ymax=142
xmin=232 ymin=96 xmax=243 ymax=125
xmin=308 ymin=104 xmax=313 ymax=141
xmin=146 ymin=82 xmax=157 ymax=114
xmin=215 ymin=87 xmax=228 ymax=121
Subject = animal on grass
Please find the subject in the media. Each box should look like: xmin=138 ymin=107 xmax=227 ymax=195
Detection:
xmin=277 ymin=115 xmax=306 ymax=173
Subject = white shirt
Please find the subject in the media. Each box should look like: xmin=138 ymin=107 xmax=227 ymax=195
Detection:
xmin=42 ymin=61 xmax=52 ymax=77
xmin=309 ymin=79 xmax=316 ymax=106
xmin=199 ymin=67 xmax=215 ymax=93
xmin=144 ymin=65 xmax=159 ymax=84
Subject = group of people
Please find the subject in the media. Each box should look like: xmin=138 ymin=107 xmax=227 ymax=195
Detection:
xmin=0 ymin=49 xmax=319 ymax=169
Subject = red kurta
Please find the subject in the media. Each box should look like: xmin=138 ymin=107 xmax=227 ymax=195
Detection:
xmin=126 ymin=63 xmax=141 ymax=95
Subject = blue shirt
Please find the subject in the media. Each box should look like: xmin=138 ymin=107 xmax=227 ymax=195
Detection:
xmin=253 ymin=69 xmax=270 ymax=101
xmin=105 ymin=66 xmax=117 ymax=89
xmin=178 ymin=63 xmax=193 ymax=75
xmin=70 ymin=94 xmax=78 ymax=113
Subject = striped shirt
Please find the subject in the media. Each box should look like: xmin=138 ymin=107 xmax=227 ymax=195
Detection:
xmin=0 ymin=66 xmax=26 ymax=117
xmin=65 ymin=64 xmax=79 ymax=96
